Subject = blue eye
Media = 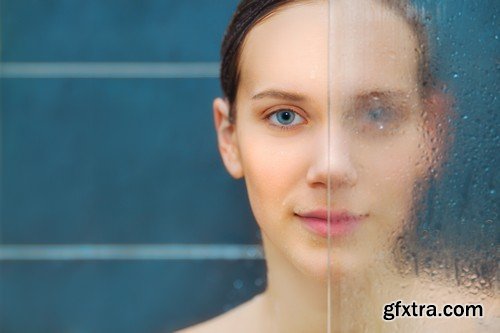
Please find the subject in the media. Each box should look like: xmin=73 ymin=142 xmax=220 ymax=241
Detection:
xmin=363 ymin=107 xmax=395 ymax=130
xmin=350 ymin=95 xmax=408 ymax=136
xmin=368 ymin=108 xmax=385 ymax=121
xmin=366 ymin=107 xmax=390 ymax=122
xmin=268 ymin=109 xmax=305 ymax=128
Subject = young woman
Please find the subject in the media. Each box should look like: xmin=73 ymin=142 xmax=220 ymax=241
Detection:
xmin=179 ymin=0 xmax=497 ymax=332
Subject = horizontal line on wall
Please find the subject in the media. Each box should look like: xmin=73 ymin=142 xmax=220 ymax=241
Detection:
xmin=0 ymin=62 xmax=220 ymax=78
xmin=0 ymin=244 xmax=264 ymax=261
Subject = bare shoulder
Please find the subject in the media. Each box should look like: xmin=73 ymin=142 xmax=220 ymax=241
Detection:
xmin=175 ymin=293 xmax=266 ymax=333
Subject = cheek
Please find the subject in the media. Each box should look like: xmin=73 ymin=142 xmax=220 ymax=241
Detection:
xmin=358 ymin=130 xmax=427 ymax=222
xmin=237 ymin=132 xmax=311 ymax=227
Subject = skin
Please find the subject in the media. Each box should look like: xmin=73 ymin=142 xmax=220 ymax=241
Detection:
xmin=178 ymin=1 xmax=497 ymax=332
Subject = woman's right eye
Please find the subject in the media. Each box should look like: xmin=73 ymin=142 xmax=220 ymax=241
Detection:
xmin=267 ymin=109 xmax=306 ymax=129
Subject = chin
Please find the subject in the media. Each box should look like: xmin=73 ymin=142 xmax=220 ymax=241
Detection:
xmin=298 ymin=256 xmax=331 ymax=283
xmin=329 ymin=250 xmax=363 ymax=276
xmin=291 ymin=247 xmax=366 ymax=283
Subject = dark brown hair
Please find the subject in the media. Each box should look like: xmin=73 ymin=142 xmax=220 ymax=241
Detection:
xmin=220 ymin=0 xmax=433 ymax=123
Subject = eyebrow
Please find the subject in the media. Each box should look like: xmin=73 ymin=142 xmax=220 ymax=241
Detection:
xmin=355 ymin=90 xmax=409 ymax=100
xmin=251 ymin=89 xmax=307 ymax=102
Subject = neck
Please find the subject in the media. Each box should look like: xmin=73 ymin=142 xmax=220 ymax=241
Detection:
xmin=259 ymin=234 xmax=408 ymax=332
xmin=260 ymin=234 xmax=328 ymax=333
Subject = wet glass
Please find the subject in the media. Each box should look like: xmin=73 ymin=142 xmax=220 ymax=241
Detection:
xmin=327 ymin=0 xmax=498 ymax=332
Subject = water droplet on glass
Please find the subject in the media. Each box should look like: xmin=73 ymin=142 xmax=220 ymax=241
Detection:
xmin=233 ymin=279 xmax=244 ymax=290
xmin=254 ymin=277 xmax=264 ymax=287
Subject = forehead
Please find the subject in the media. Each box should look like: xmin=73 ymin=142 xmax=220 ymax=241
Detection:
xmin=238 ymin=0 xmax=420 ymax=100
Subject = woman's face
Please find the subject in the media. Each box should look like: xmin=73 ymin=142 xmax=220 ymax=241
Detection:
xmin=215 ymin=0 xmax=433 ymax=279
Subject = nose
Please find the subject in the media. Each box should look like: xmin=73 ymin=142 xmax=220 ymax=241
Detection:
xmin=306 ymin=123 xmax=358 ymax=189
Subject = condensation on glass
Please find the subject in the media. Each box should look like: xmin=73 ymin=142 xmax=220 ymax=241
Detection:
xmin=327 ymin=0 xmax=498 ymax=332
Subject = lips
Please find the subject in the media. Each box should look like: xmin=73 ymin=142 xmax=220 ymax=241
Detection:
xmin=295 ymin=209 xmax=367 ymax=237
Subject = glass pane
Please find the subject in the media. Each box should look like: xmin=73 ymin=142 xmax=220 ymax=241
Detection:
xmin=328 ymin=0 xmax=498 ymax=332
